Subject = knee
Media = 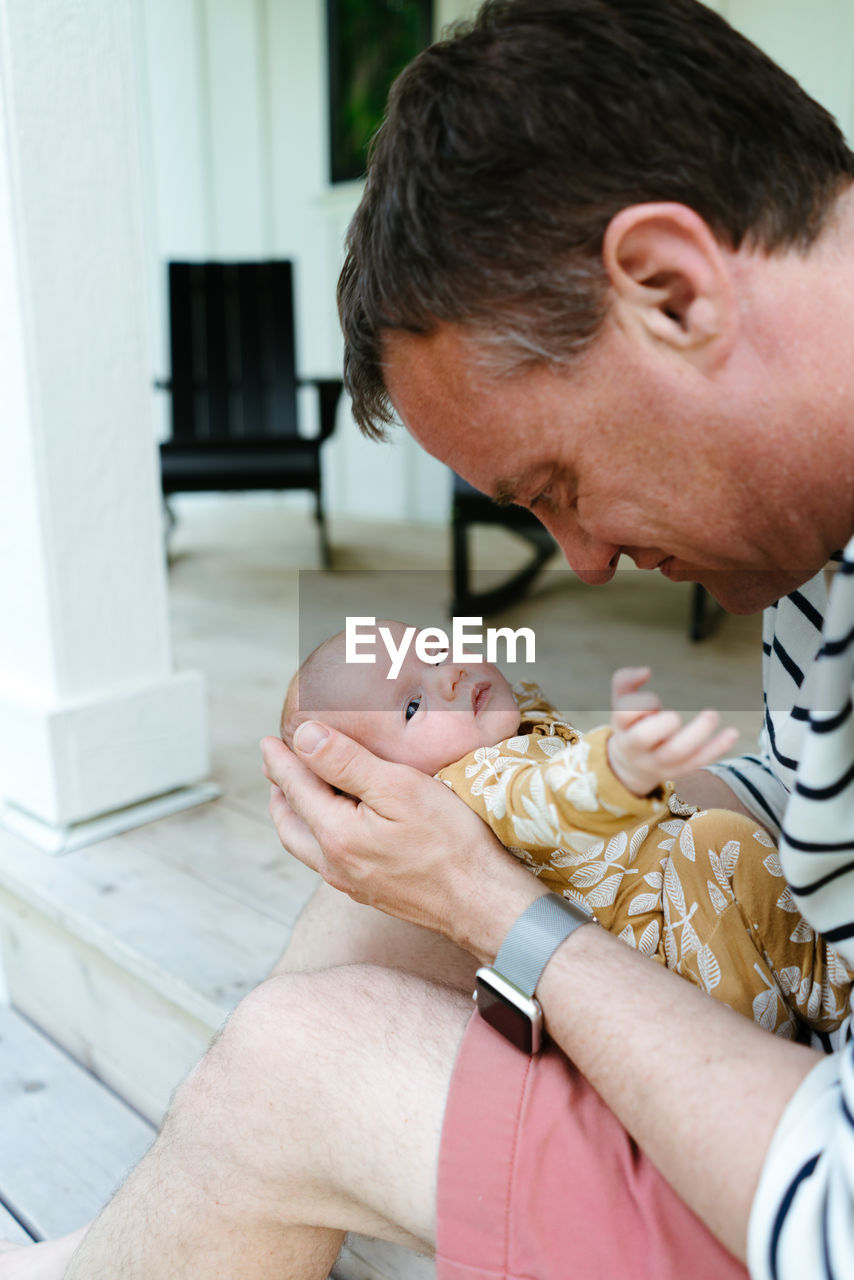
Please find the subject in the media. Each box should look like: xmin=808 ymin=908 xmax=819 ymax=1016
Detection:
xmin=169 ymin=972 xmax=333 ymax=1130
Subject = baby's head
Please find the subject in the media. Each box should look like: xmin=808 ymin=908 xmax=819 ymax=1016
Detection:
xmin=281 ymin=620 xmax=521 ymax=774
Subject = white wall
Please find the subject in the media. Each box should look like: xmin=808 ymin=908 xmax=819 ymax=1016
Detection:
xmin=136 ymin=0 xmax=854 ymax=527
xmin=137 ymin=0 xmax=463 ymax=526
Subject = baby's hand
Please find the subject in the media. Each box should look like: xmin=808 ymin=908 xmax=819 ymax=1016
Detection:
xmin=607 ymin=667 xmax=740 ymax=797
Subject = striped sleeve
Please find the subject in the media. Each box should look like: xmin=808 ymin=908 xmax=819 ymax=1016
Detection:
xmin=706 ymin=569 xmax=830 ymax=838
xmin=748 ymin=540 xmax=854 ymax=1279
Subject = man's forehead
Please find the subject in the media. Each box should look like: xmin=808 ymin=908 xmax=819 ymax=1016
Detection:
xmin=382 ymin=326 xmax=578 ymax=483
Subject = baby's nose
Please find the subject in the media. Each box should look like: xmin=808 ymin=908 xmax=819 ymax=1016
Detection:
xmin=440 ymin=666 xmax=467 ymax=700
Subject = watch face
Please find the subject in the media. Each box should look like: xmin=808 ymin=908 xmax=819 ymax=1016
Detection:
xmin=475 ymin=970 xmax=543 ymax=1055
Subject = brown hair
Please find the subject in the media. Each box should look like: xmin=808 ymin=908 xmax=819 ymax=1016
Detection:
xmin=339 ymin=0 xmax=854 ymax=438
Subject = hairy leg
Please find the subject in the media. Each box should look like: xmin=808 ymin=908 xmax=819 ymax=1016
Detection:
xmin=57 ymin=966 xmax=471 ymax=1280
xmin=275 ymin=881 xmax=479 ymax=989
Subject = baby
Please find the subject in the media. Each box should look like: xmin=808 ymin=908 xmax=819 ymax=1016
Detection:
xmin=282 ymin=621 xmax=852 ymax=1039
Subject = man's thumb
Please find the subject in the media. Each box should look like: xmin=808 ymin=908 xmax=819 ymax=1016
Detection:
xmin=292 ymin=719 xmax=388 ymax=804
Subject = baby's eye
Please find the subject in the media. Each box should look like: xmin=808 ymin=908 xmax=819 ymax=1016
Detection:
xmin=405 ymin=695 xmax=421 ymax=722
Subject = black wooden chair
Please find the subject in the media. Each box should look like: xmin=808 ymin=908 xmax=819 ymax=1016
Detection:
xmin=451 ymin=474 xmax=557 ymax=615
xmin=451 ymin=473 xmax=716 ymax=639
xmin=157 ymin=261 xmax=343 ymax=566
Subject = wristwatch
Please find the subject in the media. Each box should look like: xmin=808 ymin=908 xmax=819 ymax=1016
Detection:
xmin=473 ymin=893 xmax=594 ymax=1054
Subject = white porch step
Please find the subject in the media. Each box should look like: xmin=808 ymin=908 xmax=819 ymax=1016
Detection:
xmin=0 ymin=819 xmax=304 ymax=1123
xmin=335 ymin=1235 xmax=436 ymax=1280
xmin=0 ymin=1204 xmax=35 ymax=1246
xmin=0 ymin=821 xmax=435 ymax=1278
xmin=0 ymin=1004 xmax=154 ymax=1241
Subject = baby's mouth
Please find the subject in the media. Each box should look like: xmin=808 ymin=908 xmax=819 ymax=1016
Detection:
xmin=472 ymin=682 xmax=491 ymax=714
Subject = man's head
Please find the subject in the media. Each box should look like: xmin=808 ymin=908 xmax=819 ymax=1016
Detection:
xmin=281 ymin=623 xmax=521 ymax=775
xmin=339 ymin=0 xmax=854 ymax=611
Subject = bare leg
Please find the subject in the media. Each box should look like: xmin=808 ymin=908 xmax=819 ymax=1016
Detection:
xmin=275 ymin=881 xmax=479 ymax=990
xmin=53 ymin=966 xmax=471 ymax=1280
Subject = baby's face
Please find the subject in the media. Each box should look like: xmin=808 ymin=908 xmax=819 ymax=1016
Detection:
xmin=317 ymin=624 xmax=521 ymax=774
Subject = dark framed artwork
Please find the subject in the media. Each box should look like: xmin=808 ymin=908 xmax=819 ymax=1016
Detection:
xmin=327 ymin=0 xmax=434 ymax=184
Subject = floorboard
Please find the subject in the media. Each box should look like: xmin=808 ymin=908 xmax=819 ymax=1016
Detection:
xmin=0 ymin=1007 xmax=154 ymax=1239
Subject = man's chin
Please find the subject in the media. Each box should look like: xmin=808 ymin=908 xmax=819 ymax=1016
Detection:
xmin=692 ymin=568 xmax=821 ymax=614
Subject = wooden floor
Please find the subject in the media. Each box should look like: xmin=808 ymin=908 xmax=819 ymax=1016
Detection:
xmin=0 ymin=492 xmax=764 ymax=1273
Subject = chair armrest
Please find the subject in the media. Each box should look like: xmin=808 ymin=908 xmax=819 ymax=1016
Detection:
xmin=298 ymin=377 xmax=345 ymax=443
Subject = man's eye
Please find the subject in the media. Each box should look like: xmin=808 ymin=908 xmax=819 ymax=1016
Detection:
xmin=405 ymin=696 xmax=421 ymax=722
xmin=530 ymin=488 xmax=557 ymax=512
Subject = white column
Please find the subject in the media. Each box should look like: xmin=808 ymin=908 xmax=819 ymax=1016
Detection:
xmin=0 ymin=0 xmax=213 ymax=853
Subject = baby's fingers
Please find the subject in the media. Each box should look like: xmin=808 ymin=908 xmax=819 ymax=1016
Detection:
xmin=620 ymin=708 xmax=683 ymax=748
xmin=611 ymin=667 xmax=652 ymax=701
xmin=655 ymin=709 xmax=740 ymax=772
xmin=611 ymin=666 xmax=661 ymax=728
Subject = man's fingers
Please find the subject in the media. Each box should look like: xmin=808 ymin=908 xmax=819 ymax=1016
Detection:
xmin=269 ymin=784 xmax=322 ymax=864
xmin=287 ymin=721 xmax=415 ymax=815
xmin=261 ymin=734 xmax=361 ymax=851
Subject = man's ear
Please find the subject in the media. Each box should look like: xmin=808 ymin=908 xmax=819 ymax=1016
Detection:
xmin=602 ymin=203 xmax=738 ymax=368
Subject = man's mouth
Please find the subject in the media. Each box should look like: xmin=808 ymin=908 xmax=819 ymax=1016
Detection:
xmin=472 ymin=682 xmax=491 ymax=714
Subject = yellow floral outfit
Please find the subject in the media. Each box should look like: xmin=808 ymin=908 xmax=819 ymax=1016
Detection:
xmin=437 ymin=685 xmax=853 ymax=1037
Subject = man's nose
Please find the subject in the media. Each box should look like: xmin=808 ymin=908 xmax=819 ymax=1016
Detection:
xmin=539 ymin=511 xmax=620 ymax=585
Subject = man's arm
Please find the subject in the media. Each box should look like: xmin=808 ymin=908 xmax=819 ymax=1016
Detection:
xmin=261 ymin=727 xmax=820 ymax=1263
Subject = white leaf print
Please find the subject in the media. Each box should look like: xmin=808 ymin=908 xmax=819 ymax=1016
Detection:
xmin=698 ymin=945 xmax=721 ymax=992
xmin=827 ymin=946 xmax=854 ymax=985
xmin=777 ymin=887 xmax=801 ymax=914
xmin=777 ymin=966 xmax=801 ymax=996
xmin=604 ymin=831 xmax=628 ymax=863
xmin=720 ymin=840 xmax=741 ymax=877
xmin=664 ymin=925 xmax=678 ymax=969
xmin=679 ymin=822 xmax=696 ymax=862
xmin=538 ymin=736 xmax=570 ymax=758
xmin=629 ymin=824 xmax=650 ymax=860
xmin=664 ymin=861 xmax=686 ymax=915
xmin=658 ymin=838 xmax=675 ymax=853
xmin=752 ymin=828 xmax=776 ymax=848
xmin=680 ymin=918 xmax=701 ymax=959
xmin=618 ymin=924 xmax=636 ymax=947
xmin=644 ymin=872 xmax=663 ymax=889
xmin=763 ymin=852 xmax=783 ymax=878
xmin=707 ymin=881 xmax=729 ymax=915
xmin=586 ymin=873 xmax=624 ymax=908
xmin=806 ymin=981 xmax=822 ymax=1021
xmin=628 ymin=892 xmax=661 ymax=916
xmin=569 ymin=861 xmax=610 ymax=888
xmin=505 ymin=735 xmax=531 ymax=755
xmin=822 ymin=981 xmax=840 ymax=1018
xmin=550 ymin=836 xmax=606 ymax=867
xmin=658 ymin=820 xmax=685 ymax=837
xmin=708 ymin=849 xmax=731 ymax=894
xmin=637 ymin=921 xmax=661 ymax=956
xmin=481 ymin=784 xmax=507 ymax=819
xmin=789 ymin=917 xmax=815 ymax=944
xmin=752 ymin=986 xmax=780 ymax=1031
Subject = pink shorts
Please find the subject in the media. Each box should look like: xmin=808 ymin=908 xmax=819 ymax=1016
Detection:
xmin=436 ymin=1013 xmax=748 ymax=1280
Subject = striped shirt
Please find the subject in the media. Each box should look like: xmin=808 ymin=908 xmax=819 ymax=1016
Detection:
xmin=747 ymin=539 xmax=854 ymax=1279
xmin=708 ymin=568 xmax=830 ymax=840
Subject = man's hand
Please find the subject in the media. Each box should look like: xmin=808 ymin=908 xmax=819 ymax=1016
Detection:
xmin=607 ymin=667 xmax=739 ymax=797
xmin=261 ymin=722 xmax=544 ymax=956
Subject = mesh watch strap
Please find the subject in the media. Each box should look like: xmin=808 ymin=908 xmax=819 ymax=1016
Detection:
xmin=492 ymin=894 xmax=593 ymax=996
